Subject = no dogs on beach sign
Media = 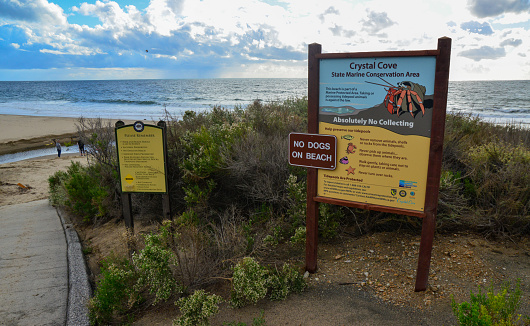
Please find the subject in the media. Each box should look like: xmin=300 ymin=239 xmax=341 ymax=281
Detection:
xmin=289 ymin=133 xmax=337 ymax=170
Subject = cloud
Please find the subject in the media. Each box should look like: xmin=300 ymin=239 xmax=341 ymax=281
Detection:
xmin=458 ymin=45 xmax=506 ymax=61
xmin=0 ymin=0 xmax=67 ymax=25
xmin=467 ymin=0 xmax=530 ymax=18
xmin=460 ymin=21 xmax=494 ymax=35
xmin=500 ymin=38 xmax=523 ymax=46
xmin=73 ymin=1 xmax=146 ymax=31
xmin=361 ymin=10 xmax=395 ymax=35
xmin=318 ymin=6 xmax=340 ymax=22
xmin=329 ymin=25 xmax=356 ymax=38
xmin=1 ymin=0 xmax=529 ymax=80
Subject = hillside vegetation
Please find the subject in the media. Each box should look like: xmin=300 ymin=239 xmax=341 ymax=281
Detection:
xmin=49 ymin=98 xmax=530 ymax=324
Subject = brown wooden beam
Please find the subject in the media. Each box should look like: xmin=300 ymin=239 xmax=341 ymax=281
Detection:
xmin=415 ymin=37 xmax=452 ymax=292
xmin=306 ymin=43 xmax=321 ymax=273
xmin=317 ymin=50 xmax=439 ymax=59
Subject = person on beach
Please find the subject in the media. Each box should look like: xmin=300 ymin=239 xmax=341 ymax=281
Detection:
xmin=55 ymin=139 xmax=61 ymax=157
xmin=78 ymin=139 xmax=85 ymax=156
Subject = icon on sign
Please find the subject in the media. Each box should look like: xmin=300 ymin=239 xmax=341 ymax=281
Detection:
xmin=399 ymin=190 xmax=407 ymax=197
xmin=399 ymin=180 xmax=418 ymax=188
xmin=134 ymin=121 xmax=145 ymax=132
xmin=391 ymin=189 xmax=397 ymax=196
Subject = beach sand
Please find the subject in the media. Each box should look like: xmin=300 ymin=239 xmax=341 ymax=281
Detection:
xmin=0 ymin=114 xmax=138 ymax=155
xmin=0 ymin=115 xmax=84 ymax=155
xmin=0 ymin=114 xmax=134 ymax=206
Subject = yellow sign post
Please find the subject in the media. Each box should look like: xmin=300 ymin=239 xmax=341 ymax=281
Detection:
xmin=116 ymin=121 xmax=167 ymax=193
xmin=115 ymin=120 xmax=171 ymax=240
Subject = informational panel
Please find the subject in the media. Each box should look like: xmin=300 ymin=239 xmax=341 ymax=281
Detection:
xmin=317 ymin=56 xmax=436 ymax=213
xmin=116 ymin=121 xmax=167 ymax=193
xmin=289 ymin=133 xmax=337 ymax=170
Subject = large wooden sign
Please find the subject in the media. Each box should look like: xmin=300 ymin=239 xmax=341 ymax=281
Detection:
xmin=116 ymin=121 xmax=167 ymax=193
xmin=305 ymin=37 xmax=451 ymax=292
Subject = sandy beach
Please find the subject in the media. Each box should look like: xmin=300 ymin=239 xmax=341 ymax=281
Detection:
xmin=0 ymin=115 xmax=84 ymax=155
xmin=0 ymin=115 xmax=85 ymax=206
xmin=0 ymin=114 xmax=139 ymax=155
xmin=0 ymin=114 xmax=136 ymax=206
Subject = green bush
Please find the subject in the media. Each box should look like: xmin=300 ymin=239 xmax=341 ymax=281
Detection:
xmin=133 ymin=232 xmax=181 ymax=304
xmin=267 ymin=263 xmax=307 ymax=301
xmin=451 ymin=280 xmax=528 ymax=326
xmin=230 ymin=257 xmax=268 ymax=308
xmin=64 ymin=163 xmax=109 ymax=222
xmin=174 ymin=290 xmax=223 ymax=326
xmin=88 ymin=256 xmax=140 ymax=325
xmin=290 ymin=226 xmax=306 ymax=245
xmin=230 ymin=257 xmax=307 ymax=307
xmin=441 ymin=113 xmax=530 ymax=236
xmin=48 ymin=170 xmax=69 ymax=207
xmin=48 ymin=161 xmax=109 ymax=223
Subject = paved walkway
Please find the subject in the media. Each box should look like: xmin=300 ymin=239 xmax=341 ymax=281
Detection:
xmin=0 ymin=200 xmax=90 ymax=326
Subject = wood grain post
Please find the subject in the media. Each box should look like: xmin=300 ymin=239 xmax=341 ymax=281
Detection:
xmin=415 ymin=37 xmax=451 ymax=292
xmin=157 ymin=120 xmax=172 ymax=221
xmin=306 ymin=43 xmax=321 ymax=273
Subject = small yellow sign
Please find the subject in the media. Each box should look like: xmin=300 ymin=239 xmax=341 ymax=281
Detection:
xmin=116 ymin=123 xmax=167 ymax=193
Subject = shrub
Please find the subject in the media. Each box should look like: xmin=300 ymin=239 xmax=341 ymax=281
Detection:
xmin=48 ymin=170 xmax=69 ymax=207
xmin=441 ymin=113 xmax=530 ymax=236
xmin=436 ymin=170 xmax=471 ymax=230
xmin=451 ymin=280 xmax=528 ymax=326
xmin=48 ymin=161 xmax=109 ymax=223
xmin=88 ymin=229 xmax=184 ymax=324
xmin=64 ymin=163 xmax=109 ymax=223
xmin=174 ymin=290 xmax=223 ymax=326
xmin=285 ymin=174 xmax=306 ymax=229
xmin=133 ymin=232 xmax=181 ymax=304
xmin=290 ymin=226 xmax=306 ymax=246
xmin=88 ymin=256 xmax=140 ymax=325
xmin=230 ymin=257 xmax=307 ymax=307
xmin=267 ymin=263 xmax=307 ymax=301
xmin=230 ymin=257 xmax=268 ymax=308
xmin=462 ymin=141 xmax=530 ymax=236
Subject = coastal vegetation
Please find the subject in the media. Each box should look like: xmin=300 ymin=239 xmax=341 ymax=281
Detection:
xmin=48 ymin=98 xmax=529 ymax=324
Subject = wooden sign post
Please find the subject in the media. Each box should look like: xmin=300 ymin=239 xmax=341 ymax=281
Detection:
xmin=115 ymin=120 xmax=171 ymax=237
xmin=304 ymin=37 xmax=451 ymax=291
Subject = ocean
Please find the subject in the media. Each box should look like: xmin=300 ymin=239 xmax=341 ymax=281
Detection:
xmin=0 ymin=79 xmax=529 ymax=125
xmin=0 ymin=79 xmax=307 ymax=121
xmin=0 ymin=79 xmax=528 ymax=164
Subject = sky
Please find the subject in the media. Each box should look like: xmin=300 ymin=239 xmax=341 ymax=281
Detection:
xmin=0 ymin=0 xmax=529 ymax=81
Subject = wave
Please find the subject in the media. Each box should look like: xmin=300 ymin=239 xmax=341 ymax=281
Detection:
xmin=85 ymin=99 xmax=159 ymax=105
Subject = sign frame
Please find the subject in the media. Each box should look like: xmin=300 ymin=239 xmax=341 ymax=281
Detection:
xmin=305 ymin=38 xmax=451 ymax=292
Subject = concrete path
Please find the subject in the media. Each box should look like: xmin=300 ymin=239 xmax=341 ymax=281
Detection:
xmin=0 ymin=200 xmax=69 ymax=326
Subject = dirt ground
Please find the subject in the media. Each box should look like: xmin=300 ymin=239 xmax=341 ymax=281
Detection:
xmin=77 ymin=218 xmax=530 ymax=326
xmin=0 ymin=153 xmax=87 ymax=206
